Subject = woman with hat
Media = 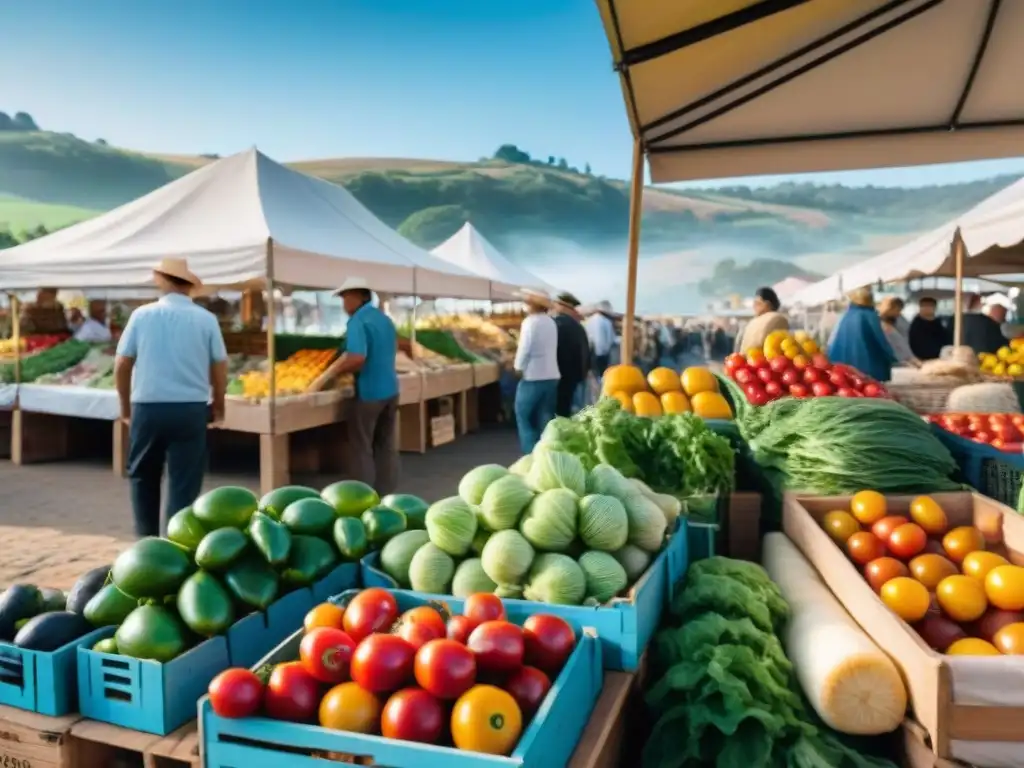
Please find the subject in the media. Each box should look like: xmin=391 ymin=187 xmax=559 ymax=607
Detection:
xmin=878 ymin=296 xmax=921 ymax=368
xmin=552 ymin=292 xmax=590 ymax=417
xmin=115 ymin=258 xmax=228 ymax=537
xmin=513 ymin=289 xmax=560 ymax=453
xmin=735 ymin=286 xmax=789 ymax=355
xmin=827 ymin=286 xmax=896 ymax=382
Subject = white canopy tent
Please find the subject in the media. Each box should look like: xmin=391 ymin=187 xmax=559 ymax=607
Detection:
xmin=0 ymin=148 xmax=491 ymax=300
xmin=430 ymin=223 xmax=559 ymax=300
xmin=593 ymin=0 xmax=1024 ymax=361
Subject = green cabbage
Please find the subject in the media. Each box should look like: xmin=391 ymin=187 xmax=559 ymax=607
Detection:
xmin=578 ymin=550 xmax=628 ymax=603
xmin=588 ymin=464 xmax=666 ymax=552
xmin=612 ymin=544 xmax=652 ymax=583
xmin=630 ymin=478 xmax=682 ymax=529
xmin=523 ymin=553 xmax=586 ymax=605
xmin=479 ymin=474 xmax=535 ymax=531
xmin=458 ymin=464 xmax=510 ymax=506
xmin=519 ymin=488 xmax=578 ymax=552
xmin=379 ymin=530 xmax=431 ymax=587
xmin=494 ymin=583 xmax=524 ymax=599
xmin=425 ymin=496 xmax=479 ymax=556
xmin=451 ymin=558 xmax=498 ymax=597
xmin=408 ymin=543 xmax=455 ymax=594
xmin=481 ymin=529 xmax=534 ymax=585
xmin=509 ymin=454 xmax=533 ymax=476
xmin=527 ymin=449 xmax=587 ymax=496
xmin=471 ymin=528 xmax=491 ymax=556
xmin=578 ymin=494 xmax=629 ymax=552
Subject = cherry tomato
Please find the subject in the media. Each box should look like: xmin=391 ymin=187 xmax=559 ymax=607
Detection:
xmin=936 ymin=575 xmax=988 ymax=623
xmin=724 ymin=354 xmax=746 ymax=373
xmin=942 ymin=526 xmax=985 ymax=564
xmin=788 ymin=383 xmax=809 ymax=398
xmin=208 ymin=668 xmax=264 ymax=719
xmin=744 ymin=383 xmax=769 ymax=406
xmin=764 ymin=381 xmax=783 ymax=399
xmin=887 ymin=523 xmax=927 ymax=560
xmin=447 ymin=614 xmax=477 ymax=644
xmin=414 ymin=638 xmax=477 ymax=700
xmin=451 ymin=685 xmax=523 ymax=756
xmin=871 ymin=515 xmax=909 ymax=544
xmin=343 ymin=588 xmax=400 ymax=642
xmin=863 ymin=383 xmax=882 ymax=397
xmin=319 ymin=681 xmax=381 ymax=733
xmin=504 ymin=666 xmax=551 ymax=718
xmin=908 ymin=496 xmax=948 ymax=536
xmin=962 ymin=551 xmax=1008 ymax=582
xmin=299 ymin=627 xmax=356 ymax=684
xmin=811 ymin=381 xmax=833 ymax=397
xmin=522 ymin=614 xmax=576 ymax=677
xmin=395 ymin=606 xmax=448 ymax=650
xmin=734 ymin=368 xmax=755 ymax=385
xmin=846 ymin=531 xmax=885 ymax=565
xmin=947 ymin=638 xmax=1001 ymax=656
xmin=780 ymin=370 xmax=800 ymax=387
xmin=303 ymin=603 xmax=346 ymax=633
xmin=351 ymin=634 xmax=416 ymax=693
xmin=265 ymin=662 xmax=321 ymax=722
xmin=908 ymin=553 xmax=958 ymax=590
xmin=381 ymin=688 xmax=445 ymax=743
xmin=863 ymin=557 xmax=909 ymax=593
xmin=985 ymin=565 xmax=1024 ymax=611
xmin=993 ymin=622 xmax=1024 ymax=655
xmin=468 ymin=620 xmax=525 ymax=675
xmin=822 ymin=510 xmax=861 ymax=544
xmin=880 ymin=577 xmax=931 ymax=623
xmin=850 ymin=490 xmax=887 ymax=525
xmin=756 ymin=367 xmax=775 ymax=385
xmin=464 ymin=594 xmax=507 ymax=625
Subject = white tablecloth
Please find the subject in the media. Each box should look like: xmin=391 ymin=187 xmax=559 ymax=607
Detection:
xmin=0 ymin=385 xmax=16 ymax=409
xmin=18 ymin=384 xmax=120 ymax=420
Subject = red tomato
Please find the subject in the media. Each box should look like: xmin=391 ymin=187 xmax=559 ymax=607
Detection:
xmin=208 ymin=668 xmax=264 ymax=719
xmin=974 ymin=431 xmax=993 ymax=444
xmin=812 ymin=354 xmax=831 ymax=369
xmin=764 ymin=381 xmax=783 ymax=399
xmin=781 ymin=369 xmax=801 ymax=387
xmin=1012 ymin=415 xmax=1024 ymax=430
xmin=993 ymin=423 xmax=1021 ymax=442
xmin=351 ymin=634 xmax=416 ymax=694
xmin=299 ymin=627 xmax=356 ymax=684
xmin=522 ymin=614 xmax=576 ymax=677
xmin=862 ymin=383 xmax=882 ymax=398
xmin=836 ymin=387 xmax=858 ymax=398
xmin=265 ymin=662 xmax=321 ymax=722
xmin=789 ymin=383 xmax=809 ymax=398
xmin=756 ymin=367 xmax=775 ymax=384
xmin=872 ymin=515 xmax=909 ymax=544
xmin=734 ymin=368 xmax=755 ymax=385
xmin=504 ymin=666 xmax=552 ymax=718
xmin=846 ymin=532 xmax=886 ymax=565
xmin=464 ymin=594 xmax=506 ymax=625
xmin=769 ymin=356 xmax=791 ymax=374
xmin=744 ymin=383 xmax=769 ymax=406
xmin=803 ymin=367 xmax=822 ymax=384
xmin=447 ymin=614 xmax=477 ymax=644
xmin=396 ymin=606 xmax=448 ymax=650
xmin=414 ymin=638 xmax=477 ymax=700
xmin=811 ymin=382 xmax=833 ymax=397
xmin=888 ymin=523 xmax=927 ymax=560
xmin=828 ymin=371 xmax=849 ymax=388
xmin=381 ymin=688 xmax=445 ymax=743
xmin=467 ymin=620 xmax=525 ymax=675
xmin=724 ymin=354 xmax=745 ymax=373
xmin=343 ymin=588 xmax=400 ymax=642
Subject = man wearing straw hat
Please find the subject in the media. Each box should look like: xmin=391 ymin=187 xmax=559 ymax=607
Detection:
xmin=114 ymin=258 xmax=228 ymax=537
xmin=308 ymin=277 xmax=399 ymax=494
xmin=513 ymin=289 xmax=560 ymax=453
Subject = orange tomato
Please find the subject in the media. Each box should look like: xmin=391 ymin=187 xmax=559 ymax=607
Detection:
xmin=304 ymin=603 xmax=346 ymax=633
xmin=985 ymin=565 xmax=1024 ymax=611
xmin=993 ymin=622 xmax=1024 ymax=655
xmin=909 ymin=496 xmax=949 ymax=536
xmin=864 ymin=557 xmax=909 ymax=593
xmin=935 ymin=575 xmax=988 ymax=622
xmin=961 ymin=551 xmax=1008 ymax=582
xmin=946 ymin=638 xmax=1001 ymax=656
xmin=451 ymin=684 xmax=523 ymax=756
xmin=908 ymin=553 xmax=959 ymax=590
xmin=610 ymin=391 xmax=634 ymax=413
xmin=871 ymin=515 xmax=909 ymax=544
xmin=822 ymin=510 xmax=861 ymax=544
xmin=942 ymin=526 xmax=985 ymax=564
xmin=846 ymin=532 xmax=886 ymax=566
xmin=887 ymin=523 xmax=927 ymax=561
xmin=880 ymin=577 xmax=931 ymax=622
xmin=850 ymin=490 xmax=887 ymax=525
xmin=319 ymin=681 xmax=382 ymax=733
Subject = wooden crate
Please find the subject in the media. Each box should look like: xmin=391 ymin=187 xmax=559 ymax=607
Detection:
xmin=902 ymin=719 xmax=971 ymax=768
xmin=567 ymin=671 xmax=635 ymax=768
xmin=430 ymin=414 xmax=456 ymax=447
xmin=66 ymin=719 xmax=199 ymax=768
xmin=0 ymin=704 xmax=81 ymax=768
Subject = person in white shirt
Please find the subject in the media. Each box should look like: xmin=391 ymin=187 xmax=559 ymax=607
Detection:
xmin=584 ymin=301 xmax=615 ymax=377
xmin=74 ymin=301 xmax=113 ymax=343
xmin=513 ymin=289 xmax=560 ymax=454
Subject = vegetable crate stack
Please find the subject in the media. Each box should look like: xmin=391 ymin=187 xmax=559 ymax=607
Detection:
xmin=784 ymin=490 xmax=1024 ymax=765
xmin=201 ymin=588 xmax=603 ymax=767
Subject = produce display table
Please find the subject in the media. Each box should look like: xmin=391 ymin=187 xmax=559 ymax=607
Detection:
xmin=398 ymin=367 xmax=474 ymax=454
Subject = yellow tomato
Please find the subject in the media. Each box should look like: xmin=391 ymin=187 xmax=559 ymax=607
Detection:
xmin=609 ymin=391 xmax=634 ymax=413
xmin=985 ymin=565 xmax=1024 ymax=611
xmin=997 ymin=346 xmax=1012 ymax=361
xmin=690 ymin=391 xmax=733 ymax=420
xmin=801 ymin=340 xmax=819 ymax=356
xmin=766 ymin=330 xmax=790 ymax=347
xmin=1009 ymin=363 xmax=1024 ymax=378
xmin=792 ymin=330 xmax=810 ymax=343
xmin=908 ymin=496 xmax=948 ymax=536
xmin=994 ymin=362 xmax=1008 ymax=376
xmin=935 ymin=575 xmax=988 ymax=622
xmin=647 ymin=367 xmax=681 ymax=395
xmin=961 ymin=551 xmax=1008 ymax=582
xmin=909 ymin=553 xmax=959 ymax=590
xmin=680 ymin=367 xmax=718 ymax=397
xmin=632 ymin=391 xmax=663 ymax=418
xmin=942 ymin=526 xmax=985 ymax=564
xmin=451 ymin=685 xmax=522 ymax=756
xmin=946 ymin=638 xmax=1001 ymax=656
xmin=880 ymin=577 xmax=930 ymax=622
xmin=745 ymin=348 xmax=765 ymax=365
xmin=319 ymin=682 xmax=382 ymax=733
xmin=849 ymin=490 xmax=887 ymax=525
xmin=660 ymin=391 xmax=691 ymax=415
xmin=993 ymin=622 xmax=1024 ymax=655
xmin=823 ymin=510 xmax=861 ymax=544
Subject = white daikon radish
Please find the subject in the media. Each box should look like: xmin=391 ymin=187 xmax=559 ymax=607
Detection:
xmin=762 ymin=533 xmax=907 ymax=735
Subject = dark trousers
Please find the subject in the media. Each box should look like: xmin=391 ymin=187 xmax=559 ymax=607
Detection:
xmin=592 ymin=354 xmax=611 ymax=378
xmin=349 ymin=396 xmax=399 ymax=496
xmin=127 ymin=402 xmax=208 ymax=538
xmin=555 ymin=377 xmax=582 ymax=417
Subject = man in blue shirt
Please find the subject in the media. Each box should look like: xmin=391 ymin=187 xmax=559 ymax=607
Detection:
xmin=309 ymin=277 xmax=399 ymax=494
xmin=114 ymin=258 xmax=228 ymax=537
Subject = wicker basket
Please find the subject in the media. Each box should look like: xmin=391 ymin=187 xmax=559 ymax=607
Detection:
xmin=888 ymin=383 xmax=958 ymax=414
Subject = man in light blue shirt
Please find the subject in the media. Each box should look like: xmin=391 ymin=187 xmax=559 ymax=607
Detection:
xmin=309 ymin=277 xmax=399 ymax=494
xmin=114 ymin=258 xmax=228 ymax=537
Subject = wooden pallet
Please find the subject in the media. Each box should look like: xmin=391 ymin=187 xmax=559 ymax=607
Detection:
xmin=0 ymin=703 xmax=81 ymax=768
xmin=67 ymin=719 xmax=200 ymax=768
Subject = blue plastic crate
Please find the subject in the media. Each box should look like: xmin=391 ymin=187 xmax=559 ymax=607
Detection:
xmin=201 ymin=590 xmax=603 ymax=768
xmin=361 ymin=521 xmax=688 ymax=671
xmin=0 ymin=626 xmax=111 ymax=715
xmin=932 ymin=425 xmax=1024 ymax=507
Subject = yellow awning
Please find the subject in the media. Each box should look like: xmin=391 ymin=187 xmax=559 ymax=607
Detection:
xmin=595 ymin=0 xmax=1024 ymax=183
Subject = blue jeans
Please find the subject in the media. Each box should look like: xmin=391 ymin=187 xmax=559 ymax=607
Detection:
xmin=515 ymin=379 xmax=558 ymax=454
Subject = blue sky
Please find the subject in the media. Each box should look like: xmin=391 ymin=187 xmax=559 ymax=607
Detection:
xmin=5 ymin=0 xmax=1024 ymax=188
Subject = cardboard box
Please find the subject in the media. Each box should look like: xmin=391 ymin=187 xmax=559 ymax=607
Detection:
xmin=783 ymin=491 xmax=1024 ymax=760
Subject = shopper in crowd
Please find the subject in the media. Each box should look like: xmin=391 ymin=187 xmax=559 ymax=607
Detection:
xmin=309 ymin=277 xmax=399 ymax=494
xmin=513 ymin=289 xmax=560 ymax=454
xmin=67 ymin=307 xmax=85 ymax=333
xmin=74 ymin=300 xmax=113 ymax=343
xmin=961 ymin=294 xmax=1012 ymax=356
xmin=878 ymin=296 xmax=921 ymax=368
xmin=585 ymin=300 xmax=615 ymax=378
xmin=908 ymin=296 xmax=950 ymax=360
xmin=552 ymin=292 xmax=590 ymax=417
xmin=735 ymin=287 xmax=789 ymax=354
xmin=21 ymin=288 xmax=69 ymax=335
xmin=115 ymin=258 xmax=228 ymax=538
xmin=828 ymin=286 xmax=896 ymax=382
xmin=816 ymin=300 xmax=841 ymax=349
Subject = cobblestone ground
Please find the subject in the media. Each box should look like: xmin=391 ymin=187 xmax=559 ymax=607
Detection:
xmin=0 ymin=426 xmax=520 ymax=589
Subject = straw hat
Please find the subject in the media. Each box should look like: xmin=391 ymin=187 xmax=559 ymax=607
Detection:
xmin=555 ymin=292 xmax=581 ymax=309
xmin=847 ymin=286 xmax=874 ymax=307
xmin=877 ymin=296 xmax=904 ymax=317
xmin=518 ymin=288 xmax=552 ymax=308
xmin=153 ymin=257 xmax=201 ymax=286
xmin=333 ymin=276 xmax=371 ymax=296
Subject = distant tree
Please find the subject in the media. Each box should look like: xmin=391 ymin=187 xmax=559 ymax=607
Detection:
xmin=200 ymin=153 xmax=220 ymax=159
xmin=0 ymin=112 xmax=11 ymax=131
xmin=95 ymin=138 xmax=108 ymax=146
xmin=557 ymin=158 xmax=569 ymax=170
xmin=547 ymin=156 xmax=555 ymax=165
xmin=21 ymin=224 xmax=49 ymax=242
xmin=493 ymin=144 xmax=531 ymax=164
xmin=12 ymin=112 xmax=39 ymax=131
xmin=584 ymin=163 xmax=592 ymax=175
xmin=0 ymin=229 xmax=17 ymax=249
xmin=397 ymin=204 xmax=469 ymax=248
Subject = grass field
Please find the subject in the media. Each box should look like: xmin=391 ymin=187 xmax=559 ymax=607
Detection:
xmin=0 ymin=195 xmax=98 ymax=234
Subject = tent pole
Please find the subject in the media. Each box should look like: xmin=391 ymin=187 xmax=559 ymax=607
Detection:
xmin=411 ymin=271 xmax=418 ymax=359
xmin=952 ymin=230 xmax=964 ymax=347
xmin=11 ymin=294 xmax=20 ymax=386
xmin=266 ymin=239 xmax=277 ymax=434
xmin=622 ymin=137 xmax=644 ymax=365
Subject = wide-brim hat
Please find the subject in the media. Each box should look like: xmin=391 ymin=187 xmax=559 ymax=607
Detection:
xmin=333 ymin=276 xmax=371 ymax=296
xmin=847 ymin=286 xmax=873 ymax=307
xmin=153 ymin=257 xmax=201 ymax=287
xmin=555 ymin=291 xmax=581 ymax=309
xmin=984 ymin=293 xmax=1013 ymax=311
xmin=518 ymin=288 xmax=552 ymax=308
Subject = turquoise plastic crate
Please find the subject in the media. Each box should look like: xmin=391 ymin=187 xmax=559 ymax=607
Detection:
xmin=361 ymin=521 xmax=688 ymax=671
xmin=77 ymin=563 xmax=359 ymax=735
xmin=201 ymin=590 xmax=603 ymax=768
xmin=0 ymin=626 xmax=111 ymax=715
xmin=932 ymin=425 xmax=1024 ymax=506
